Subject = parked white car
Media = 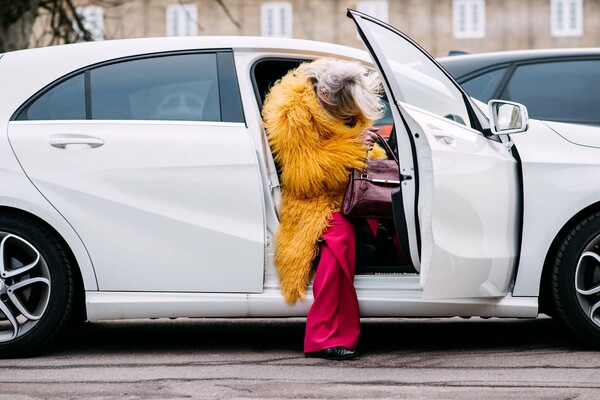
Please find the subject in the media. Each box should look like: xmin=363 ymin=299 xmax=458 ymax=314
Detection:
xmin=1 ymin=10 xmax=600 ymax=357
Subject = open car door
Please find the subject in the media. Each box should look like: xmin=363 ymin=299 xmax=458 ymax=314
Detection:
xmin=349 ymin=10 xmax=521 ymax=299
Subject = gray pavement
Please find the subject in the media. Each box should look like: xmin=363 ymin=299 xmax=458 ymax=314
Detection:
xmin=1 ymin=316 xmax=599 ymax=399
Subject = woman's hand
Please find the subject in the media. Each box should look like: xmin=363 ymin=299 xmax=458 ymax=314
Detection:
xmin=362 ymin=127 xmax=379 ymax=149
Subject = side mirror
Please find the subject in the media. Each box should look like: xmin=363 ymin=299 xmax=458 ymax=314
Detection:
xmin=488 ymin=100 xmax=529 ymax=135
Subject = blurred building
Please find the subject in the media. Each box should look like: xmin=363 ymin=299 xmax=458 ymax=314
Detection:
xmin=33 ymin=0 xmax=600 ymax=56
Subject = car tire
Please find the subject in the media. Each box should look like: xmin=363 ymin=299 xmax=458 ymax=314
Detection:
xmin=0 ymin=213 xmax=74 ymax=358
xmin=553 ymin=212 xmax=600 ymax=347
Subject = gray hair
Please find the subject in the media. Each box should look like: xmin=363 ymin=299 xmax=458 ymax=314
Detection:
xmin=302 ymin=58 xmax=385 ymax=123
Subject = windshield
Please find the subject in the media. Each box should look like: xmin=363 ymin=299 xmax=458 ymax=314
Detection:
xmin=361 ymin=20 xmax=471 ymax=127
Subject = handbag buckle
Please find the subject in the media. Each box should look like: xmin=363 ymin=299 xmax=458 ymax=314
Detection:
xmin=369 ymin=178 xmax=401 ymax=185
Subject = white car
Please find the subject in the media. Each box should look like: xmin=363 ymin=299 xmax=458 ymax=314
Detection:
xmin=1 ymin=10 xmax=600 ymax=357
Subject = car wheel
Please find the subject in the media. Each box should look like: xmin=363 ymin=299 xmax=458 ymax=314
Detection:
xmin=553 ymin=212 xmax=600 ymax=346
xmin=0 ymin=214 xmax=74 ymax=358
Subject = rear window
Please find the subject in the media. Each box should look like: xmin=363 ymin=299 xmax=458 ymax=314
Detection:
xmin=90 ymin=53 xmax=220 ymax=121
xmin=14 ymin=51 xmax=245 ymax=123
xmin=19 ymin=73 xmax=86 ymax=120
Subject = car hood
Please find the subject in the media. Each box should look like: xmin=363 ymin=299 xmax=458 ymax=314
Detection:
xmin=543 ymin=121 xmax=600 ymax=148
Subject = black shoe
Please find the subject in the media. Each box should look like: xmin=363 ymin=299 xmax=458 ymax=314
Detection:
xmin=305 ymin=346 xmax=358 ymax=360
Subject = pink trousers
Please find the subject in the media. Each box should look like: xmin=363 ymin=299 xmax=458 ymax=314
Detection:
xmin=304 ymin=212 xmax=360 ymax=353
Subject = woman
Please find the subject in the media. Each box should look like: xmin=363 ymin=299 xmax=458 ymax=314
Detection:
xmin=262 ymin=58 xmax=385 ymax=360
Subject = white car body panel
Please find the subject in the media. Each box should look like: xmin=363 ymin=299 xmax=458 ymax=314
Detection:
xmin=9 ymin=120 xmax=265 ymax=292
xmin=0 ymin=163 xmax=98 ymax=291
xmin=402 ymin=105 xmax=520 ymax=298
xmin=511 ymin=119 xmax=600 ymax=296
xmin=350 ymin=11 xmax=519 ymax=300
xmin=0 ymin=98 xmax=97 ymax=292
xmin=543 ymin=120 xmax=600 ymax=148
xmin=85 ymin=276 xmax=538 ymax=320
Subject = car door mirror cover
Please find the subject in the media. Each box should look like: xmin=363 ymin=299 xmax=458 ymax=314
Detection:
xmin=488 ymin=99 xmax=529 ymax=135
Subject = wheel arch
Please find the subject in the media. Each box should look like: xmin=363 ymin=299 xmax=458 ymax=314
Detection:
xmin=538 ymin=201 xmax=600 ymax=315
xmin=0 ymin=205 xmax=90 ymax=321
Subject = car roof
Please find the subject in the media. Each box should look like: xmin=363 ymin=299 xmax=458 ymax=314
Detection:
xmin=1 ymin=36 xmax=369 ymax=88
xmin=3 ymin=36 xmax=367 ymax=64
xmin=438 ymin=47 xmax=600 ymax=79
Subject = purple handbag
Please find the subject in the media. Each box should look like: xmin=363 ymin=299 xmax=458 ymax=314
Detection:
xmin=341 ymin=133 xmax=400 ymax=219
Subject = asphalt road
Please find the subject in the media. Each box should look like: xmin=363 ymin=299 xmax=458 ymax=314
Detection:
xmin=2 ymin=316 xmax=600 ymax=399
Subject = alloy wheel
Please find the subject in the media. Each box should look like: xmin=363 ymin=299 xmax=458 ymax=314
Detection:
xmin=574 ymin=234 xmax=600 ymax=328
xmin=0 ymin=232 xmax=51 ymax=343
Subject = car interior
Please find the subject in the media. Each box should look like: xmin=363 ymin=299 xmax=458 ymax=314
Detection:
xmin=252 ymin=57 xmax=417 ymax=276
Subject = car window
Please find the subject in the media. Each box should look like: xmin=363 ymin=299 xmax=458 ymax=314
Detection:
xmin=15 ymin=52 xmax=244 ymax=123
xmin=360 ymin=21 xmax=471 ymax=127
xmin=90 ymin=53 xmax=220 ymax=121
xmin=18 ymin=73 xmax=86 ymax=120
xmin=461 ymin=67 xmax=507 ymax=103
xmin=501 ymin=60 xmax=600 ymax=124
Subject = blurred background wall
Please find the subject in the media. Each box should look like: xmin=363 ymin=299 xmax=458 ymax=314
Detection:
xmin=25 ymin=0 xmax=600 ymax=57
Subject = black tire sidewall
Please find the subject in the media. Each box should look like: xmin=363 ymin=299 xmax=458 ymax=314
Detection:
xmin=554 ymin=215 xmax=600 ymax=346
xmin=0 ymin=214 xmax=72 ymax=358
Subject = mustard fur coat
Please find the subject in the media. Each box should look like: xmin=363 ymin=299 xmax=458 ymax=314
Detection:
xmin=262 ymin=68 xmax=386 ymax=304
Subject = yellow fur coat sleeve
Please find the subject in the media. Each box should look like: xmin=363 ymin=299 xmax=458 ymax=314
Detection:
xmin=263 ymin=71 xmax=369 ymax=199
xmin=262 ymin=69 xmax=378 ymax=304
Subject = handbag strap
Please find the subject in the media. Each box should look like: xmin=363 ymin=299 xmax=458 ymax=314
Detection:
xmin=373 ymin=132 xmax=399 ymax=164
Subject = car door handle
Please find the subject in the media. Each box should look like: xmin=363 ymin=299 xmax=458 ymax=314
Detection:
xmin=49 ymin=135 xmax=104 ymax=149
xmin=433 ymin=134 xmax=455 ymax=145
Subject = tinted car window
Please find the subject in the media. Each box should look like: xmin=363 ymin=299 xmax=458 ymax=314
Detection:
xmin=90 ymin=53 xmax=221 ymax=121
xmin=461 ymin=67 xmax=507 ymax=103
xmin=19 ymin=73 xmax=85 ymax=120
xmin=502 ymin=60 xmax=600 ymax=124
